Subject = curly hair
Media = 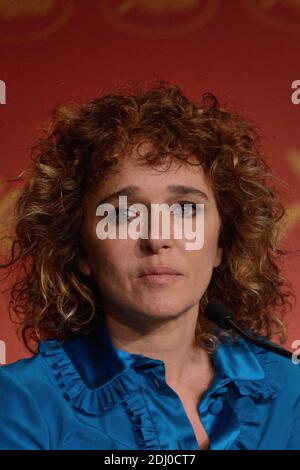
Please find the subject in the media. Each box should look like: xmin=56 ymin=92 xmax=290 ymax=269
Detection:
xmin=0 ymin=80 xmax=296 ymax=354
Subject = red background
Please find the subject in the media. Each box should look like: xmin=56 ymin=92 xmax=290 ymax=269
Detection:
xmin=0 ymin=0 xmax=299 ymax=364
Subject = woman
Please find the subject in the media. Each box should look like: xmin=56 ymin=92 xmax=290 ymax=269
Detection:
xmin=0 ymin=81 xmax=299 ymax=450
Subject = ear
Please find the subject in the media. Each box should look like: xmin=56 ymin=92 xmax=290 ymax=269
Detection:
xmin=214 ymin=246 xmax=223 ymax=268
xmin=79 ymin=257 xmax=92 ymax=276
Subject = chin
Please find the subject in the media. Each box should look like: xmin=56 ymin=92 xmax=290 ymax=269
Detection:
xmin=136 ymin=303 xmax=188 ymax=321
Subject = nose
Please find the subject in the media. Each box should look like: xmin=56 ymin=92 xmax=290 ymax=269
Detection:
xmin=139 ymin=205 xmax=175 ymax=253
xmin=141 ymin=235 xmax=172 ymax=254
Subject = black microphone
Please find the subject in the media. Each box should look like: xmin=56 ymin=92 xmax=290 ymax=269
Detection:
xmin=204 ymin=299 xmax=295 ymax=360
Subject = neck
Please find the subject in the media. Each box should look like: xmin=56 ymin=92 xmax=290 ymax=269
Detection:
xmin=103 ymin=305 xmax=214 ymax=390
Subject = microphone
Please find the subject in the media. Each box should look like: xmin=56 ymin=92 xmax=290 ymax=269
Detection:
xmin=204 ymin=299 xmax=294 ymax=360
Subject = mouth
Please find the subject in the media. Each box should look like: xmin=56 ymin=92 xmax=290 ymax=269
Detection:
xmin=138 ymin=266 xmax=182 ymax=276
xmin=136 ymin=274 xmax=182 ymax=286
xmin=136 ymin=266 xmax=183 ymax=286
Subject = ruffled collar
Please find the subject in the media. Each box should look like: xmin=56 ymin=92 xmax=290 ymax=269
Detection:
xmin=38 ymin=317 xmax=286 ymax=450
xmin=199 ymin=336 xmax=286 ymax=450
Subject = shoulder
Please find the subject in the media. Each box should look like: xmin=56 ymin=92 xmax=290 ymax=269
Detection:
xmin=0 ymin=352 xmax=52 ymax=388
xmin=0 ymin=354 xmax=53 ymax=449
xmin=215 ymin=333 xmax=300 ymax=405
xmin=245 ymin=338 xmax=300 ymax=402
xmin=0 ymin=355 xmax=38 ymax=382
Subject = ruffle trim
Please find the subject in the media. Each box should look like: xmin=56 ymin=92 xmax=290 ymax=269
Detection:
xmin=39 ymin=339 xmax=161 ymax=449
xmin=123 ymin=393 xmax=160 ymax=449
xmin=214 ymin=344 xmax=286 ymax=450
xmin=39 ymin=337 xmax=286 ymax=450
xmin=39 ymin=339 xmax=139 ymax=415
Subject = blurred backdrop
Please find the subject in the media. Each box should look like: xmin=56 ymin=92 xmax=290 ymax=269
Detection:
xmin=0 ymin=0 xmax=299 ymax=364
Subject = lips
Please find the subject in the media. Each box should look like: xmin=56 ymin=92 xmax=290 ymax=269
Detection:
xmin=138 ymin=266 xmax=182 ymax=277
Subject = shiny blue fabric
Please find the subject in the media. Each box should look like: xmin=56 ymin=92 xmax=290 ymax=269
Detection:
xmin=0 ymin=318 xmax=300 ymax=450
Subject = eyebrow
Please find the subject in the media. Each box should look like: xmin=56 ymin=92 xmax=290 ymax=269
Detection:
xmin=167 ymin=184 xmax=209 ymax=201
xmin=97 ymin=184 xmax=209 ymax=205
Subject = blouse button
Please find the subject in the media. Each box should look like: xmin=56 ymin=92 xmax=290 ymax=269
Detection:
xmin=208 ymin=399 xmax=223 ymax=415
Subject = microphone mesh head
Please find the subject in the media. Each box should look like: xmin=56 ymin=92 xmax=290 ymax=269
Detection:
xmin=204 ymin=299 xmax=233 ymax=330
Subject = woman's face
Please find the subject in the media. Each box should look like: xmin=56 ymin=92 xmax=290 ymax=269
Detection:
xmin=79 ymin=144 xmax=223 ymax=324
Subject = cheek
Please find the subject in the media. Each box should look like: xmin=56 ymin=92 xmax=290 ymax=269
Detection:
xmin=183 ymin=224 xmax=220 ymax=272
xmin=183 ymin=211 xmax=219 ymax=250
xmin=185 ymin=245 xmax=217 ymax=295
xmin=87 ymin=237 xmax=132 ymax=278
xmin=203 ymin=211 xmax=221 ymax=251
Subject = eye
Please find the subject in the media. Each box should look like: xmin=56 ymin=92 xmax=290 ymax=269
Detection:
xmin=115 ymin=206 xmax=140 ymax=222
xmin=174 ymin=202 xmax=198 ymax=218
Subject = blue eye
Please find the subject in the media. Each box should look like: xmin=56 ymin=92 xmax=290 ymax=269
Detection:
xmin=115 ymin=207 xmax=139 ymax=222
xmin=174 ymin=202 xmax=198 ymax=217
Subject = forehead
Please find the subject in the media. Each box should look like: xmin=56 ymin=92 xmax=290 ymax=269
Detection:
xmin=93 ymin=142 xmax=212 ymax=197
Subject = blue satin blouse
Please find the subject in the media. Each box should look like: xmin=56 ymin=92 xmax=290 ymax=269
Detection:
xmin=0 ymin=318 xmax=300 ymax=450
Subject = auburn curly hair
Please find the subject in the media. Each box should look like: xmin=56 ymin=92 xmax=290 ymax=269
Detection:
xmin=0 ymin=80 xmax=295 ymax=354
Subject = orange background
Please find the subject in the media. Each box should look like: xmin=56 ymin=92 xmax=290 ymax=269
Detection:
xmin=0 ymin=0 xmax=299 ymax=364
